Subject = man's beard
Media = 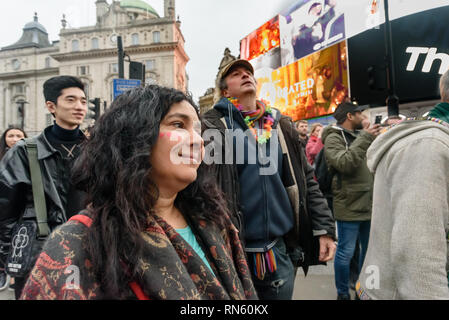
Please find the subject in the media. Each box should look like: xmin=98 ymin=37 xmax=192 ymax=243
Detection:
xmin=354 ymin=122 xmax=364 ymax=130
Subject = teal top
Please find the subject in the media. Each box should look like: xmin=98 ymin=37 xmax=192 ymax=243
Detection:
xmin=176 ymin=226 xmax=214 ymax=274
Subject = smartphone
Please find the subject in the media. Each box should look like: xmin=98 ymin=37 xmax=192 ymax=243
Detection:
xmin=374 ymin=115 xmax=382 ymax=125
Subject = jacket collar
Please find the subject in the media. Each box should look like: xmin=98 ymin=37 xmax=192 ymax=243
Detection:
xmin=36 ymin=126 xmax=86 ymax=160
xmin=214 ymin=97 xmax=281 ymax=129
xmin=333 ymin=125 xmax=359 ymax=138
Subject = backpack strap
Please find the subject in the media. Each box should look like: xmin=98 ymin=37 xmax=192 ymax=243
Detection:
xmin=129 ymin=280 xmax=150 ymax=300
xmin=68 ymin=214 xmax=150 ymax=300
xmin=69 ymin=215 xmax=93 ymax=228
xmin=25 ymin=138 xmax=50 ymax=238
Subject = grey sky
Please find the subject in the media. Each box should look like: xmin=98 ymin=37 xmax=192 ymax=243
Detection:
xmin=0 ymin=0 xmax=298 ymax=102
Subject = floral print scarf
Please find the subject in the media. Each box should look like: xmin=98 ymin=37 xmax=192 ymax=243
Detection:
xmin=20 ymin=212 xmax=258 ymax=300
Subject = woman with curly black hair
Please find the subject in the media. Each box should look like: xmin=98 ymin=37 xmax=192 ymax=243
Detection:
xmin=20 ymin=85 xmax=257 ymax=300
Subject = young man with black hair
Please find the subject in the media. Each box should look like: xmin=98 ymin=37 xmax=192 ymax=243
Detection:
xmin=0 ymin=75 xmax=88 ymax=299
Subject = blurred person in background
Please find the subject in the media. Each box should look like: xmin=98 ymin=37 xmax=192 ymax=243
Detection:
xmin=306 ymin=123 xmax=324 ymax=166
xmin=0 ymin=126 xmax=27 ymax=160
xmin=0 ymin=126 xmax=27 ymax=292
xmin=296 ymin=120 xmax=309 ymax=147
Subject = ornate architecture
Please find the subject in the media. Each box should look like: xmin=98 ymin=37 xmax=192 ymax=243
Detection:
xmin=198 ymin=47 xmax=237 ymax=114
xmin=0 ymin=0 xmax=188 ymax=135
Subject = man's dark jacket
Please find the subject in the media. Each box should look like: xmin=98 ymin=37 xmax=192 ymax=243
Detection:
xmin=202 ymin=99 xmax=336 ymax=273
xmin=0 ymin=127 xmax=86 ymax=252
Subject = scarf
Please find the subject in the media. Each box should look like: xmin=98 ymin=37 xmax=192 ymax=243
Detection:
xmin=428 ymin=102 xmax=449 ymax=124
xmin=137 ymin=214 xmax=257 ymax=300
xmin=20 ymin=212 xmax=258 ymax=300
xmin=228 ymin=98 xmax=274 ymax=144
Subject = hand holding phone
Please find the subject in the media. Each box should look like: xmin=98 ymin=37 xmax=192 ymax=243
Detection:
xmin=375 ymin=115 xmax=382 ymax=125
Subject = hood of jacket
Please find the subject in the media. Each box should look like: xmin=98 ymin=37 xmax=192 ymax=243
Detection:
xmin=321 ymin=124 xmax=358 ymax=145
xmin=367 ymin=120 xmax=449 ymax=173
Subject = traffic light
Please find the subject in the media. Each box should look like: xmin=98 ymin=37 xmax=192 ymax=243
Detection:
xmin=129 ymin=61 xmax=145 ymax=82
xmin=88 ymin=98 xmax=101 ymax=121
xmin=367 ymin=65 xmax=386 ymax=91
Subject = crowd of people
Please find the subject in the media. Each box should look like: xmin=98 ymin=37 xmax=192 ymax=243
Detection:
xmin=297 ymin=70 xmax=449 ymax=300
xmin=0 ymin=59 xmax=447 ymax=300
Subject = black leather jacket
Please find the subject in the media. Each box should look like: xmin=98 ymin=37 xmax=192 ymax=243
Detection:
xmin=0 ymin=126 xmax=86 ymax=247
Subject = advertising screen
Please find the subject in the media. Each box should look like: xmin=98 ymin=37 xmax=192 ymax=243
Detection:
xmin=347 ymin=5 xmax=449 ymax=106
xmin=343 ymin=0 xmax=449 ymax=40
xmin=239 ymin=1 xmax=449 ymax=121
xmin=279 ymin=0 xmax=345 ymax=66
xmin=240 ymin=16 xmax=281 ymax=61
xmin=250 ymin=47 xmax=282 ymax=81
xmin=257 ymin=40 xmax=349 ymax=121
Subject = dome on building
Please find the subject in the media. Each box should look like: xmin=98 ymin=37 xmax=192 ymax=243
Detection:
xmin=120 ymin=0 xmax=160 ymax=17
xmin=24 ymin=14 xmax=48 ymax=34
xmin=1 ymin=13 xmax=51 ymax=51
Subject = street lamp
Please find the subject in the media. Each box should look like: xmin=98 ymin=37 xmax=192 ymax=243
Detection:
xmin=16 ymin=99 xmax=29 ymax=130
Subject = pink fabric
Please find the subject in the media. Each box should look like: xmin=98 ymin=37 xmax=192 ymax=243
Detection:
xmin=306 ymin=135 xmax=324 ymax=165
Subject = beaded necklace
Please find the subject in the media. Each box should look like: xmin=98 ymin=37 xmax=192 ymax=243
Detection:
xmin=228 ymin=97 xmax=275 ymax=144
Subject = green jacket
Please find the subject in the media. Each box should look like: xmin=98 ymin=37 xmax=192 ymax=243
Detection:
xmin=322 ymin=125 xmax=375 ymax=221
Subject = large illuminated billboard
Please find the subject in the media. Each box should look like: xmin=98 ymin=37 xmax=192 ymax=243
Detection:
xmin=240 ymin=16 xmax=280 ymax=61
xmin=256 ymin=40 xmax=349 ymax=121
xmin=279 ymin=0 xmax=346 ymax=66
xmin=239 ymin=1 xmax=449 ymax=121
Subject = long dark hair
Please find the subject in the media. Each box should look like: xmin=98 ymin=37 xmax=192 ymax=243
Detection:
xmin=72 ymin=85 xmax=229 ymax=299
xmin=0 ymin=126 xmax=27 ymax=160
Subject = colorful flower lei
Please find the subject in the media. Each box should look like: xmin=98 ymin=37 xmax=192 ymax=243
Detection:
xmin=228 ymin=97 xmax=274 ymax=144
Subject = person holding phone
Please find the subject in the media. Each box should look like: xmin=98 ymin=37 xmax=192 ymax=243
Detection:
xmin=321 ymin=102 xmax=381 ymax=300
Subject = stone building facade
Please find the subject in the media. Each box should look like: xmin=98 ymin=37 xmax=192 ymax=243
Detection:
xmin=0 ymin=0 xmax=188 ymax=135
xmin=198 ymin=48 xmax=238 ymax=115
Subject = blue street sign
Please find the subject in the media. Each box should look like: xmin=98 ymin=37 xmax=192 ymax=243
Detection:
xmin=113 ymin=79 xmax=141 ymax=100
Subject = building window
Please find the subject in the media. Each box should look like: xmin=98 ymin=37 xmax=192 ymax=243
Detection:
xmin=77 ymin=66 xmax=89 ymax=76
xmin=145 ymin=60 xmax=155 ymax=71
xmin=153 ymin=31 xmax=160 ymax=43
xmin=132 ymin=33 xmax=139 ymax=46
xmin=12 ymin=83 xmax=25 ymax=94
xmin=92 ymin=38 xmax=99 ymax=50
xmin=45 ymin=57 xmax=51 ymax=68
xmin=110 ymin=63 xmax=118 ymax=74
xmin=72 ymin=40 xmax=80 ymax=52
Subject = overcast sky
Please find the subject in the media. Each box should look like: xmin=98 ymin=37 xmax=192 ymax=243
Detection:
xmin=0 ymin=0 xmax=298 ymax=102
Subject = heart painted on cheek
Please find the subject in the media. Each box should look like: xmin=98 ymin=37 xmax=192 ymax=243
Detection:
xmin=159 ymin=132 xmax=171 ymax=139
xmin=160 ymin=131 xmax=184 ymax=141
